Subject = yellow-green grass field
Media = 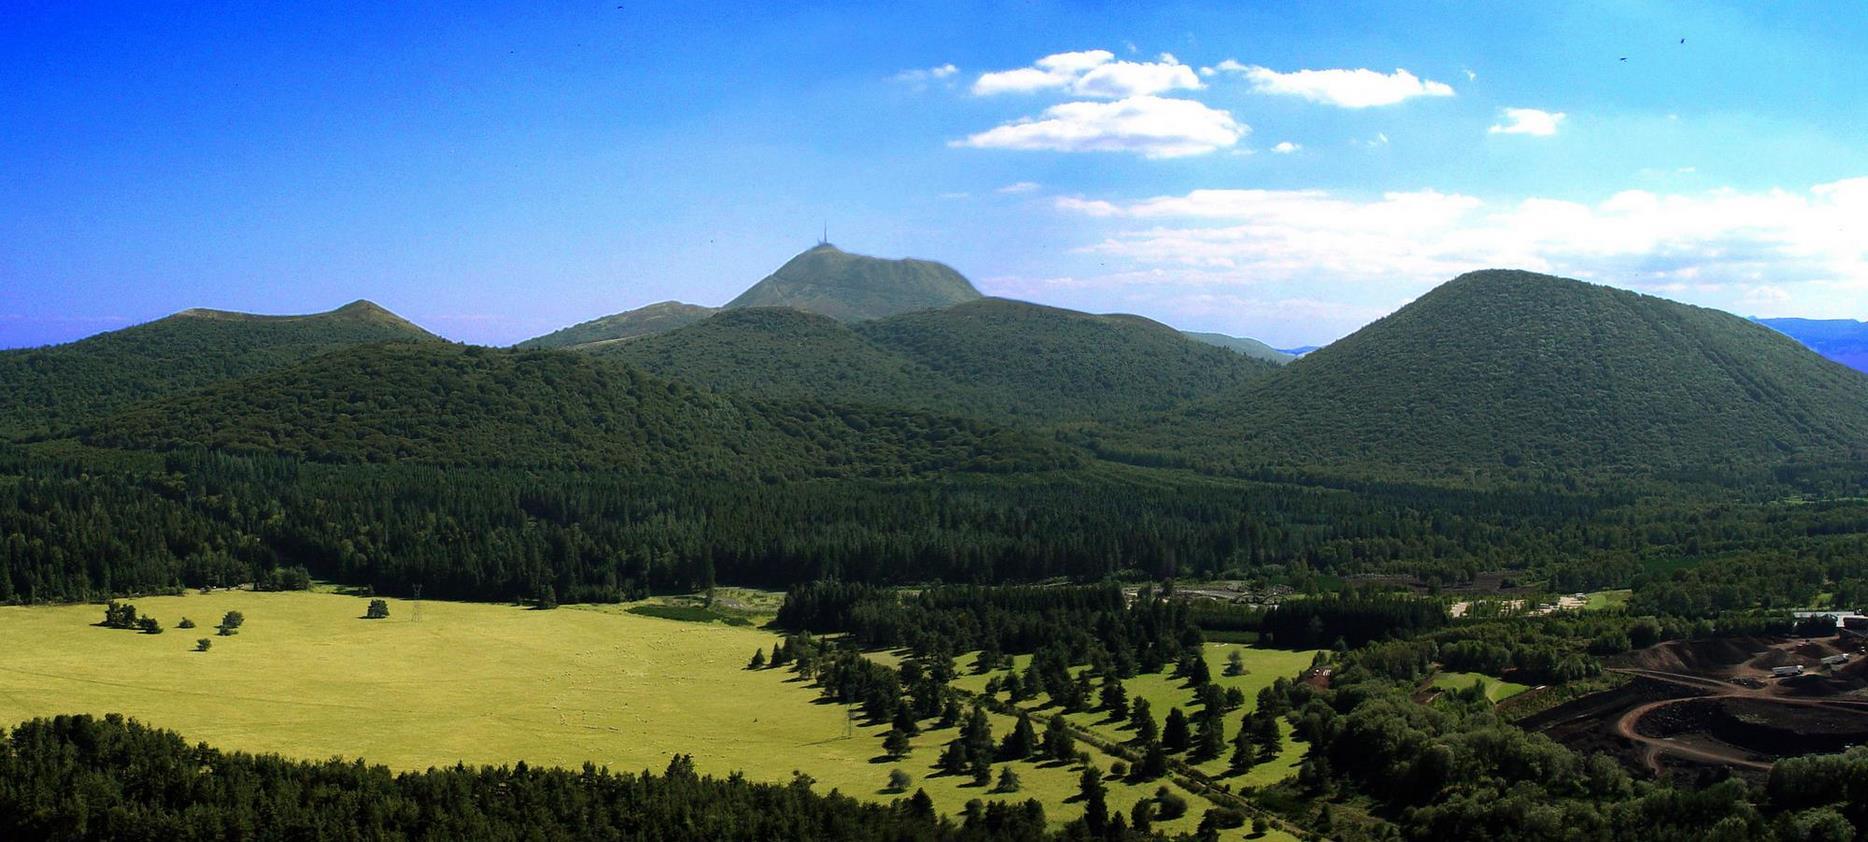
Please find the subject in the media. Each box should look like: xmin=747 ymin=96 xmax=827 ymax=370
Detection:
xmin=946 ymin=645 xmax=1319 ymax=789
xmin=0 ymin=590 xmax=1214 ymax=832
xmin=1428 ymin=670 xmax=1532 ymax=703
xmin=1583 ymin=590 xmax=1632 ymax=611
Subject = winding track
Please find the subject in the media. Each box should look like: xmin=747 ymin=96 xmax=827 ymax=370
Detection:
xmin=1606 ymin=667 xmax=1868 ymax=774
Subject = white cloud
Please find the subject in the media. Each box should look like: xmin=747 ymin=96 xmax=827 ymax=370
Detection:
xmin=996 ymin=181 xmax=1041 ymax=194
xmin=972 ymin=50 xmax=1201 ymax=98
xmin=953 ymin=95 xmax=1247 ymax=158
xmin=1222 ymin=65 xmax=1454 ymax=107
xmin=1271 ymin=141 xmax=1301 ymax=154
xmin=892 ymin=63 xmax=959 ymax=89
xmin=1049 ymin=180 xmax=1868 ymax=315
xmin=1489 ymin=107 xmax=1565 ymax=136
xmin=937 ymin=191 xmax=971 ymax=200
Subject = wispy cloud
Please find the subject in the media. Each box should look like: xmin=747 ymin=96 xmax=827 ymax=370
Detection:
xmin=1051 ymin=180 xmax=1868 ymax=314
xmin=1490 ymin=107 xmax=1565 ymax=136
xmin=996 ymin=181 xmax=1041 ymax=194
xmin=954 ymin=95 xmax=1246 ymax=158
xmin=1271 ymin=141 xmax=1301 ymax=154
xmin=972 ymin=50 xmax=1201 ymax=98
xmin=1217 ymin=63 xmax=1455 ymax=108
xmin=891 ymin=63 xmax=959 ymax=91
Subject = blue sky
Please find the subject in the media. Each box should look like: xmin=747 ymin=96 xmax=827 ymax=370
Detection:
xmin=5 ymin=1 xmax=1867 ymax=348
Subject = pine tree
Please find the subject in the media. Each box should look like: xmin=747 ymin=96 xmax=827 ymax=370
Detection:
xmin=1231 ymin=722 xmax=1258 ymax=771
xmin=1078 ymin=764 xmax=1108 ymax=834
xmin=747 ymin=649 xmax=766 ymax=670
xmin=937 ymin=699 xmax=961 ymax=729
xmin=1130 ymin=798 xmax=1153 ymax=833
xmin=1003 ymin=670 xmax=1025 ymax=701
xmin=1000 ymin=711 xmax=1036 ymax=760
xmin=1099 ymin=673 xmax=1128 ymax=719
xmin=891 ymin=700 xmax=921 ymax=736
xmin=1192 ymin=713 xmax=1225 ymax=762
xmin=1136 ymin=740 xmax=1168 ymax=780
xmin=992 ymin=766 xmax=1021 ymax=793
xmin=1162 ymin=708 xmax=1190 ymax=753
xmin=882 ymin=728 xmax=911 ymax=759
xmin=1042 ymin=715 xmax=1076 ymax=763
xmin=1224 ymin=649 xmax=1246 ymax=676
xmin=1256 ymin=713 xmax=1284 ymax=761
xmin=1131 ymin=698 xmax=1158 ymax=743
xmin=1186 ymin=652 xmax=1211 ymax=686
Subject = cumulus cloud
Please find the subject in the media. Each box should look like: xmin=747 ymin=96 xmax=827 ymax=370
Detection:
xmin=1221 ymin=64 xmax=1454 ymax=107
xmin=953 ymin=95 xmax=1247 ymax=158
xmin=972 ymin=50 xmax=1201 ymax=98
xmin=1271 ymin=141 xmax=1301 ymax=154
xmin=1490 ymin=107 xmax=1565 ymax=136
xmin=1049 ymin=179 xmax=1868 ymax=318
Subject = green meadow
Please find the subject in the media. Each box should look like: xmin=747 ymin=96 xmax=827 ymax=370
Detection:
xmin=946 ymin=645 xmax=1320 ymax=787
xmin=1429 ymin=670 xmax=1533 ymax=702
xmin=0 ymin=590 xmax=1277 ymax=834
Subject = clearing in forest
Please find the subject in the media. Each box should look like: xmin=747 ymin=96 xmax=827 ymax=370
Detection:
xmin=0 ymin=590 xmax=1231 ymax=833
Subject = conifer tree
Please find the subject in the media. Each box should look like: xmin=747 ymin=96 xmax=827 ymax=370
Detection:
xmin=1099 ymin=673 xmax=1128 ymax=719
xmin=1042 ymin=715 xmax=1076 ymax=762
xmin=1000 ymin=711 xmax=1036 ymax=760
xmin=1163 ymin=708 xmax=1191 ymax=753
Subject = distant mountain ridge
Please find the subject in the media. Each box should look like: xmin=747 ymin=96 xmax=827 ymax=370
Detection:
xmin=0 ymin=299 xmax=437 ymax=439
xmin=723 ymin=243 xmax=983 ymax=321
xmin=1181 ymin=331 xmax=1296 ymax=364
xmin=518 ymin=301 xmax=719 ymax=350
xmin=1757 ymin=317 xmax=1868 ymax=374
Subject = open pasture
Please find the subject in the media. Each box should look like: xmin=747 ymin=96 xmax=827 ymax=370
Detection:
xmin=0 ymin=590 xmax=1217 ymax=832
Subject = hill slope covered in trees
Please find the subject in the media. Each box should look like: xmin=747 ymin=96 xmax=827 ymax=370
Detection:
xmin=598 ymin=299 xmax=1275 ymax=425
xmin=0 ymin=301 xmax=437 ymax=439
xmin=1137 ymin=270 xmax=1868 ymax=473
xmin=517 ymin=301 xmax=719 ymax=350
xmin=82 ymin=343 xmax=1076 ymax=479
xmin=855 ymin=299 xmax=1278 ymax=424
xmin=724 ymin=244 xmax=982 ymax=321
xmin=1181 ymin=331 xmax=1295 ymax=364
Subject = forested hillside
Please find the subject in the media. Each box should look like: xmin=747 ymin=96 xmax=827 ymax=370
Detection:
xmin=600 ymin=299 xmax=1274 ymax=425
xmin=724 ymin=244 xmax=982 ymax=321
xmin=1181 ymin=331 xmax=1295 ymax=364
xmin=598 ymin=307 xmax=967 ymax=410
xmin=856 ymin=300 xmax=1277 ymax=423
xmin=1135 ymin=270 xmax=1868 ymax=473
xmin=82 ymin=343 xmax=1074 ymax=479
xmin=518 ymin=300 xmax=719 ymax=350
xmin=0 ymin=301 xmax=437 ymax=439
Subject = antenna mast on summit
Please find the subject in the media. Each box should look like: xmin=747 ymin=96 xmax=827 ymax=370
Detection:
xmin=820 ymin=220 xmax=827 ymax=245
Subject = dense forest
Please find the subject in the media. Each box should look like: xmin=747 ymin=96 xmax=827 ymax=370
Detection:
xmin=6 ymin=443 xmax=1868 ymax=607
xmin=598 ymin=299 xmax=1274 ymax=426
xmin=82 ymin=343 xmax=1075 ymax=478
xmin=1112 ymin=270 xmax=1868 ymax=474
xmin=0 ymin=714 xmax=1060 ymax=841
xmin=0 ymin=301 xmax=436 ymax=439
